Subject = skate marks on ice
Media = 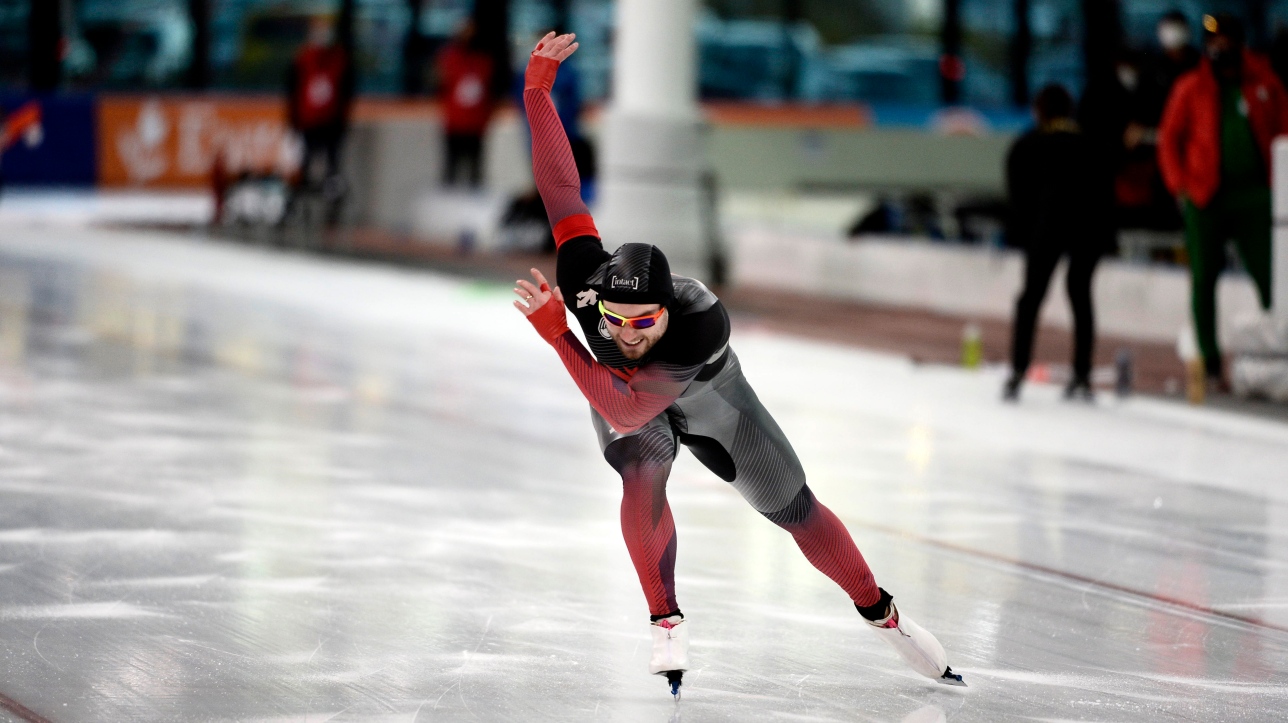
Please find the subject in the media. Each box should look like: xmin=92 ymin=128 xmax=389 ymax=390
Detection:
xmin=959 ymin=666 xmax=1288 ymax=723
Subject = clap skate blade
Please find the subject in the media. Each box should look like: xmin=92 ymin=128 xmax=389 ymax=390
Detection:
xmin=868 ymin=603 xmax=965 ymax=686
xmin=650 ymin=615 xmax=689 ymax=698
xmin=665 ymin=670 xmax=683 ymax=698
xmin=939 ymin=666 xmax=966 ymax=687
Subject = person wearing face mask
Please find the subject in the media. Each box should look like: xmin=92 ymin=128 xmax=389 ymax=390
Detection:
xmin=1158 ymin=14 xmax=1288 ymax=389
xmin=511 ymin=32 xmax=965 ymax=697
xmin=1080 ymin=49 xmax=1175 ymax=231
xmin=1114 ymin=11 xmax=1203 ymax=231
xmin=1151 ymin=10 xmax=1202 ymax=105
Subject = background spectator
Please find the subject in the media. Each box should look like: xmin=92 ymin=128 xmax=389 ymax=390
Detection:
xmin=285 ymin=14 xmax=354 ymax=225
xmin=1004 ymin=84 xmax=1114 ymax=402
xmin=436 ymin=20 xmax=497 ymax=189
xmin=1158 ymin=13 xmax=1288 ymax=387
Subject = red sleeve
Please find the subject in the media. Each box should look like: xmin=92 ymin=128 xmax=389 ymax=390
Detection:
xmin=523 ymin=55 xmax=597 ymax=249
xmin=547 ymin=331 xmax=701 ymax=434
xmin=522 ymin=298 xmax=695 ymax=431
xmin=1157 ymin=79 xmax=1190 ymax=197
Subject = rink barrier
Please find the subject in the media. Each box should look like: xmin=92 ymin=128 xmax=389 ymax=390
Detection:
xmin=732 ymin=227 xmax=1265 ymax=345
xmin=2 ymin=95 xmax=1019 ymax=201
xmin=0 ymin=93 xmax=97 ymax=186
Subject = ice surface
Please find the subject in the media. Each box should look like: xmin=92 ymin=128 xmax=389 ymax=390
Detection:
xmin=1 ymin=225 xmax=1287 ymax=721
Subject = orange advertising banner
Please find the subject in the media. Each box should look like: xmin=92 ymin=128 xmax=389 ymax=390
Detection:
xmin=97 ymin=96 xmax=289 ymax=188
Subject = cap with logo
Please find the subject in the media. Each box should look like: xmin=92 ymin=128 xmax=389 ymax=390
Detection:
xmin=587 ymin=243 xmax=674 ymax=307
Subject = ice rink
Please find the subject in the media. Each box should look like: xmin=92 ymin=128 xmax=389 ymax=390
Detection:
xmin=2 ymin=224 xmax=1288 ymax=722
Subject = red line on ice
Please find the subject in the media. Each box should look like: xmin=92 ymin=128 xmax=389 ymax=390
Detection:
xmin=860 ymin=521 xmax=1288 ymax=636
xmin=0 ymin=691 xmax=54 ymax=723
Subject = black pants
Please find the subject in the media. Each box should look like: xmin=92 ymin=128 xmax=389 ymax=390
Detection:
xmin=300 ymin=126 xmax=344 ymax=185
xmin=284 ymin=125 xmax=347 ymax=228
xmin=443 ymin=133 xmax=484 ymax=188
xmin=1010 ymin=248 xmax=1101 ymax=383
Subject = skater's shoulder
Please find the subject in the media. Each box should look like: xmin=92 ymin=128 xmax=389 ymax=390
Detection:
xmin=670 ymin=274 xmax=726 ymax=313
xmin=649 ymin=276 xmax=729 ymax=366
xmin=556 ymin=235 xmax=610 ymax=282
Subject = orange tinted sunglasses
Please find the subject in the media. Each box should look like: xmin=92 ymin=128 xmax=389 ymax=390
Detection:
xmin=598 ymin=301 xmax=665 ymax=329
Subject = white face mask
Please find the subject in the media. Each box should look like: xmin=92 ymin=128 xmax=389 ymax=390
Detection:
xmin=1117 ymin=65 xmax=1139 ymax=91
xmin=1158 ymin=23 xmax=1190 ymax=51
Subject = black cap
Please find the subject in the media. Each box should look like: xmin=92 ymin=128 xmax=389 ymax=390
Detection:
xmin=587 ymin=243 xmax=674 ymax=307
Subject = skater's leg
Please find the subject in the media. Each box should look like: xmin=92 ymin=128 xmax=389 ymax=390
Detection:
xmin=676 ymin=356 xmax=959 ymax=684
xmin=594 ymin=411 xmax=689 ymax=692
xmin=764 ymin=485 xmax=881 ymax=607
xmin=599 ymin=417 xmax=680 ymax=617
xmin=678 ymin=366 xmax=879 ymax=607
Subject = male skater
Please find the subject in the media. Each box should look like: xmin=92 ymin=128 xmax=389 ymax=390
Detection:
xmin=512 ymin=32 xmax=962 ymax=696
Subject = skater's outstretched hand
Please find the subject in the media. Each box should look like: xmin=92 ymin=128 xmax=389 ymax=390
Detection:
xmin=514 ymin=267 xmax=569 ymax=342
xmin=532 ymin=31 xmax=578 ymax=62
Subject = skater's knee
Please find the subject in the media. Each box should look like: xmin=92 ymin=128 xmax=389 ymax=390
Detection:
xmin=619 ymin=462 xmax=669 ymax=500
xmin=762 ymin=485 xmax=814 ymax=526
xmin=604 ymin=429 xmax=674 ymax=475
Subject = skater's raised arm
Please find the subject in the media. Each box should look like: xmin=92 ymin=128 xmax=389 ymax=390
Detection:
xmin=524 ymin=33 xmax=597 ymax=248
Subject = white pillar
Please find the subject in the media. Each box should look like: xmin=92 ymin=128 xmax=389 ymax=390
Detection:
xmin=595 ymin=0 xmax=710 ymax=280
xmin=1274 ymin=137 xmax=1288 ymax=321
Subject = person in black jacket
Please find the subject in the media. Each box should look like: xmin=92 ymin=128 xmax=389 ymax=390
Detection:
xmin=1004 ymin=84 xmax=1115 ymax=402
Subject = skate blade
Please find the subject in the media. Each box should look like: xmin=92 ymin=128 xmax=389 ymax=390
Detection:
xmin=665 ymin=670 xmax=683 ymax=698
xmin=937 ymin=667 xmax=967 ymax=687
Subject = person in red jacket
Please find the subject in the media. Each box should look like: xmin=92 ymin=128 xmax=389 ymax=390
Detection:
xmin=512 ymin=32 xmax=965 ymax=698
xmin=1158 ymin=14 xmax=1288 ymax=386
xmin=285 ymin=17 xmax=354 ymax=224
xmin=436 ymin=21 xmax=496 ymax=188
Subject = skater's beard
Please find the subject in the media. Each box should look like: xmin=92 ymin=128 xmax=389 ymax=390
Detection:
xmin=602 ymin=302 xmax=669 ymax=361
xmin=613 ymin=332 xmax=663 ymax=360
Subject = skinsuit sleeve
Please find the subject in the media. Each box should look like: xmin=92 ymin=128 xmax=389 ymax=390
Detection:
xmin=522 ymin=51 xmax=703 ymax=433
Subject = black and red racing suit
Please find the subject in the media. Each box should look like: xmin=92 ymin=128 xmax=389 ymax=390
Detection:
xmin=523 ymin=53 xmax=881 ymax=617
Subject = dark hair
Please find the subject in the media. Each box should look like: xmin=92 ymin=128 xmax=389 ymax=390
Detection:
xmin=1159 ymin=9 xmax=1188 ymax=25
xmin=1033 ymin=84 xmax=1074 ymax=122
xmin=1202 ymin=13 xmax=1245 ymax=45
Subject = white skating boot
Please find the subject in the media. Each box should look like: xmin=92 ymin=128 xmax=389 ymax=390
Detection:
xmin=649 ymin=614 xmax=689 ymax=697
xmin=867 ymin=601 xmax=965 ymax=686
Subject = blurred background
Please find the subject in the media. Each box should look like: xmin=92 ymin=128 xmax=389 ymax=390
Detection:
xmin=2 ymin=0 xmax=1288 ymax=405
